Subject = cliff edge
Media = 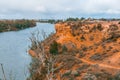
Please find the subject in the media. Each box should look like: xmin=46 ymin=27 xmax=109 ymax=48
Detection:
xmin=28 ymin=20 xmax=120 ymax=80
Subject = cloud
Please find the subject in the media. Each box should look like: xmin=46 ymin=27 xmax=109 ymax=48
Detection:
xmin=80 ymin=0 xmax=120 ymax=14
xmin=0 ymin=0 xmax=120 ymax=19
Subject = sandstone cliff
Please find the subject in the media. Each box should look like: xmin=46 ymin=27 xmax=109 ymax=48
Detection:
xmin=28 ymin=20 xmax=120 ymax=80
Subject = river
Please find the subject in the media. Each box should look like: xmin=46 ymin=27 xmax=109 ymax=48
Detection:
xmin=0 ymin=23 xmax=55 ymax=80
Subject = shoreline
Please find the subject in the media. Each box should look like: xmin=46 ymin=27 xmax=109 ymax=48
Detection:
xmin=0 ymin=19 xmax=36 ymax=33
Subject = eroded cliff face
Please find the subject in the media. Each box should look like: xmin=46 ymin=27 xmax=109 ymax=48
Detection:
xmin=29 ymin=21 xmax=120 ymax=80
xmin=55 ymin=21 xmax=120 ymax=49
xmin=53 ymin=21 xmax=120 ymax=79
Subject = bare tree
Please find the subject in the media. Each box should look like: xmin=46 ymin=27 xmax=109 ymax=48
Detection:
xmin=28 ymin=30 xmax=57 ymax=80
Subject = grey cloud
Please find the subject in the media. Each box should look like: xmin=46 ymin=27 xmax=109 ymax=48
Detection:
xmin=0 ymin=0 xmax=120 ymax=19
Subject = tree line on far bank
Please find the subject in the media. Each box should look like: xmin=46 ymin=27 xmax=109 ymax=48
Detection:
xmin=0 ymin=19 xmax=36 ymax=32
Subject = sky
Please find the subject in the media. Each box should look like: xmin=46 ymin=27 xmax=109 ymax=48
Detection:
xmin=0 ymin=0 xmax=120 ymax=19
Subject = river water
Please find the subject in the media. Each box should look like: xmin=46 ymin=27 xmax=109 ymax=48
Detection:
xmin=0 ymin=23 xmax=55 ymax=80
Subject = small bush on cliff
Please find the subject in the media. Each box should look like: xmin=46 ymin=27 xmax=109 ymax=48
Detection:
xmin=97 ymin=23 xmax=103 ymax=31
xmin=49 ymin=40 xmax=59 ymax=55
xmin=90 ymin=53 xmax=102 ymax=60
xmin=80 ymin=35 xmax=86 ymax=41
xmin=109 ymin=24 xmax=118 ymax=31
xmin=89 ymin=36 xmax=94 ymax=41
xmin=62 ymin=45 xmax=68 ymax=52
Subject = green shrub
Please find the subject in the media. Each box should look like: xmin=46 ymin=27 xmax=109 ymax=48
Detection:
xmin=97 ymin=23 xmax=103 ymax=31
xmin=49 ymin=40 xmax=59 ymax=55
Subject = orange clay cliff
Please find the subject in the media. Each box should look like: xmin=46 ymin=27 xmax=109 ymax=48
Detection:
xmin=28 ymin=20 xmax=120 ymax=80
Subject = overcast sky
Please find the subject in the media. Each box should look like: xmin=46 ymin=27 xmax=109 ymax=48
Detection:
xmin=0 ymin=0 xmax=120 ymax=19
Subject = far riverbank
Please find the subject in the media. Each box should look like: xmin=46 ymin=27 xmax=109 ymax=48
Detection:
xmin=0 ymin=19 xmax=36 ymax=32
